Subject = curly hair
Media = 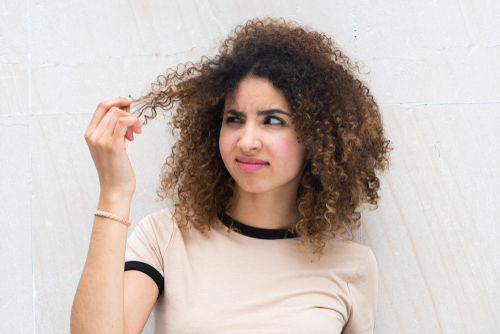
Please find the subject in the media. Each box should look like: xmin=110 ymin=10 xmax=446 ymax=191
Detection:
xmin=131 ymin=17 xmax=391 ymax=262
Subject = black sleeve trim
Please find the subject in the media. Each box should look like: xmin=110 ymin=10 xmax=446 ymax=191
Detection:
xmin=125 ymin=261 xmax=164 ymax=299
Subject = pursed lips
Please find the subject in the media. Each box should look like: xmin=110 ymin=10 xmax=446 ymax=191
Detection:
xmin=236 ymin=157 xmax=269 ymax=165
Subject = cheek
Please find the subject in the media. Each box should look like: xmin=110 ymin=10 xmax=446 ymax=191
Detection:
xmin=268 ymin=136 xmax=305 ymax=168
xmin=219 ymin=129 xmax=237 ymax=161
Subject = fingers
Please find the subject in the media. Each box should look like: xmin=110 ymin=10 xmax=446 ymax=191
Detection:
xmin=112 ymin=116 xmax=141 ymax=146
xmin=102 ymin=107 xmax=141 ymax=142
xmin=88 ymin=111 xmax=139 ymax=150
xmin=120 ymin=104 xmax=131 ymax=113
xmin=99 ymin=97 xmax=133 ymax=111
xmin=86 ymin=97 xmax=133 ymax=137
xmin=114 ymin=114 xmax=142 ymax=142
xmin=119 ymin=104 xmax=133 ymax=139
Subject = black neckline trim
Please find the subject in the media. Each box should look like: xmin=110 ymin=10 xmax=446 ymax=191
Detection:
xmin=217 ymin=212 xmax=300 ymax=240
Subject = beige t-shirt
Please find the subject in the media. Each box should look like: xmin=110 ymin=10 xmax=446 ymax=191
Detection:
xmin=125 ymin=207 xmax=378 ymax=334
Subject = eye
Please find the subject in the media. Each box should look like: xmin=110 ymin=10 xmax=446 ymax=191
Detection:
xmin=265 ymin=116 xmax=285 ymax=126
xmin=224 ymin=116 xmax=242 ymax=124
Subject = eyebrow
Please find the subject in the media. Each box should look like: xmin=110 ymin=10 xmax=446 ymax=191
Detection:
xmin=224 ymin=109 xmax=292 ymax=117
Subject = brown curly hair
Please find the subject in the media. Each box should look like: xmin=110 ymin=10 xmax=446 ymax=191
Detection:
xmin=131 ymin=17 xmax=391 ymax=262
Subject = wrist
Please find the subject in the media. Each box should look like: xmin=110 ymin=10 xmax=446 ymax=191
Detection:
xmin=97 ymin=193 xmax=132 ymax=220
xmin=99 ymin=190 xmax=133 ymax=203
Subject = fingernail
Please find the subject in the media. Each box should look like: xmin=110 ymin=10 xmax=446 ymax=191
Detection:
xmin=127 ymin=97 xmax=133 ymax=102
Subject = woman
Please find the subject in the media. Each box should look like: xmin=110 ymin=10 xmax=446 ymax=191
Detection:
xmin=71 ymin=17 xmax=391 ymax=333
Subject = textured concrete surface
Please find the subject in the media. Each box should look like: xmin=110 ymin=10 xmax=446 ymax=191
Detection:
xmin=1 ymin=0 xmax=499 ymax=333
xmin=362 ymin=105 xmax=500 ymax=333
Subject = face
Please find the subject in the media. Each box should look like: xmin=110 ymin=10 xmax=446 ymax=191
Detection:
xmin=219 ymin=76 xmax=308 ymax=196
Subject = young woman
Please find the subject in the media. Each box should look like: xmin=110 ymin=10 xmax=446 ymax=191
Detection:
xmin=72 ymin=17 xmax=391 ymax=334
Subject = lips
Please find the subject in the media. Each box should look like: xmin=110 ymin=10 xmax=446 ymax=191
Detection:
xmin=236 ymin=157 xmax=269 ymax=172
xmin=236 ymin=156 xmax=269 ymax=164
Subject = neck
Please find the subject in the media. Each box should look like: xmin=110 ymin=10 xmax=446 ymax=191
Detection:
xmin=227 ymin=184 xmax=300 ymax=230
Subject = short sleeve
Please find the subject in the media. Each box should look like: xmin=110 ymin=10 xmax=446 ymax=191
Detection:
xmin=124 ymin=208 xmax=174 ymax=299
xmin=342 ymin=248 xmax=378 ymax=334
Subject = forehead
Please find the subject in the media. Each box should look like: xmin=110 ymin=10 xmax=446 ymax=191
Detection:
xmin=224 ymin=76 xmax=290 ymax=111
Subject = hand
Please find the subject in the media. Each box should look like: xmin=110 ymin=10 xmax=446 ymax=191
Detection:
xmin=84 ymin=97 xmax=143 ymax=198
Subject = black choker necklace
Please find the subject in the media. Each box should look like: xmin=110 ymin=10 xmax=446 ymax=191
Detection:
xmin=217 ymin=212 xmax=300 ymax=240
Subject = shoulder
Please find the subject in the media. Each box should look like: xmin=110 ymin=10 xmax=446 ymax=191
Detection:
xmin=349 ymin=247 xmax=377 ymax=286
xmin=325 ymin=235 xmax=377 ymax=281
xmin=336 ymin=237 xmax=377 ymax=284
xmin=336 ymin=238 xmax=378 ymax=316
xmin=142 ymin=206 xmax=174 ymax=223
xmin=338 ymin=240 xmax=378 ymax=333
xmin=136 ymin=207 xmax=176 ymax=233
xmin=129 ymin=207 xmax=177 ymax=253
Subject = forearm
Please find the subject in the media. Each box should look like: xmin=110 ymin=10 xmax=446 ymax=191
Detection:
xmin=71 ymin=193 xmax=132 ymax=334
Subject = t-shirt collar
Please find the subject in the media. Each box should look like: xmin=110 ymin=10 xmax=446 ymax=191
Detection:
xmin=217 ymin=212 xmax=300 ymax=240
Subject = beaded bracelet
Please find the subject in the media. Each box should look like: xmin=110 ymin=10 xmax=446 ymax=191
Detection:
xmin=94 ymin=210 xmax=131 ymax=227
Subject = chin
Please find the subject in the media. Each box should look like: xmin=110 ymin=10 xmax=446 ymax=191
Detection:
xmin=234 ymin=179 xmax=272 ymax=194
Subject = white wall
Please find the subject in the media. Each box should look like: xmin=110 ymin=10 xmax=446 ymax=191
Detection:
xmin=1 ymin=0 xmax=499 ymax=333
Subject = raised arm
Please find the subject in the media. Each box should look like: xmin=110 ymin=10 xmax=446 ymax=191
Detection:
xmin=71 ymin=98 xmax=156 ymax=333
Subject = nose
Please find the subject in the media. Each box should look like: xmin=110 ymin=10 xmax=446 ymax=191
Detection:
xmin=236 ymin=122 xmax=262 ymax=152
